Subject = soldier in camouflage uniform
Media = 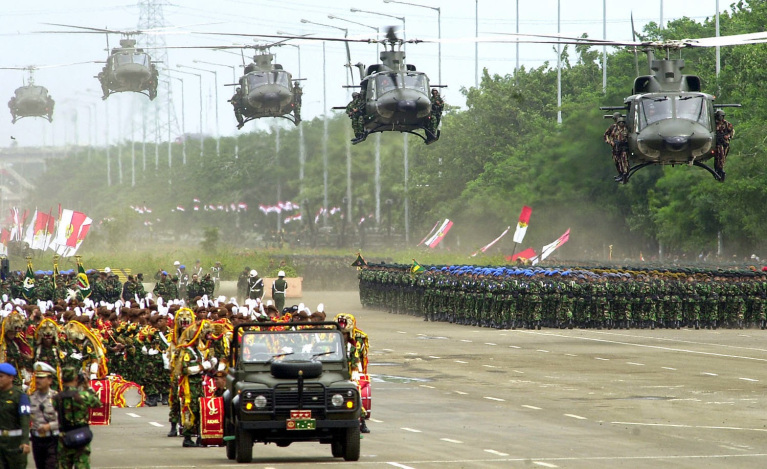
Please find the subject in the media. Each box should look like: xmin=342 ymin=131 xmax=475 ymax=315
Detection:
xmin=54 ymin=366 xmax=101 ymax=469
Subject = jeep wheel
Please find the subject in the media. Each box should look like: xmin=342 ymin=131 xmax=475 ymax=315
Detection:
xmin=235 ymin=427 xmax=253 ymax=463
xmin=226 ymin=439 xmax=236 ymax=460
xmin=343 ymin=425 xmax=361 ymax=461
xmin=331 ymin=440 xmax=343 ymax=458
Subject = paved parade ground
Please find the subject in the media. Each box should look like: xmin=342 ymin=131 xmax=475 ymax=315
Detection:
xmin=91 ymin=291 xmax=767 ymax=468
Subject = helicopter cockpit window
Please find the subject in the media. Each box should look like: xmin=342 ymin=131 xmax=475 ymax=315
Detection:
xmin=132 ymin=53 xmax=150 ymax=67
xmin=271 ymin=71 xmax=290 ymax=87
xmin=247 ymin=74 xmax=269 ymax=89
xmin=638 ymin=97 xmax=672 ymax=129
xmin=675 ymin=95 xmax=707 ymax=124
xmin=376 ymin=74 xmax=398 ymax=94
xmin=115 ymin=54 xmax=133 ymax=67
xmin=403 ymin=73 xmax=428 ymax=93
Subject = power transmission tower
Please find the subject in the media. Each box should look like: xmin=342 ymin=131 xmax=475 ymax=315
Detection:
xmin=137 ymin=0 xmax=181 ymax=168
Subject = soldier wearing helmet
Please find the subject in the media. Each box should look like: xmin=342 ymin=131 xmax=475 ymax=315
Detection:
xmin=346 ymin=91 xmax=366 ymax=143
xmin=604 ymin=113 xmax=630 ymax=183
xmin=714 ymin=109 xmax=734 ymax=181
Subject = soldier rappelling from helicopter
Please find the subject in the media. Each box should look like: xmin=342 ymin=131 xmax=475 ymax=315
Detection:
xmin=714 ymin=109 xmax=734 ymax=181
xmin=347 ymin=92 xmax=366 ymax=143
xmin=604 ymin=114 xmax=630 ymax=183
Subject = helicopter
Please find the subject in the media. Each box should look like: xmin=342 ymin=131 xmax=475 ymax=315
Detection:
xmin=194 ymin=27 xmax=442 ymax=143
xmin=229 ymin=45 xmax=304 ymax=128
xmin=1 ymin=66 xmax=55 ymax=124
xmin=42 ymin=24 xmax=159 ymax=100
xmin=490 ymin=30 xmax=767 ymax=183
xmin=344 ymin=27 xmax=442 ymax=145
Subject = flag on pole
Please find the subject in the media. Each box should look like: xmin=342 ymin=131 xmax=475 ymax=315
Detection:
xmin=534 ymin=229 xmax=571 ymax=264
xmin=507 ymin=248 xmax=537 ymax=263
xmin=50 ymin=209 xmax=74 ymax=253
xmin=411 ymin=259 xmax=425 ymax=275
xmin=22 ymin=259 xmax=35 ymax=300
xmin=471 ymin=226 xmax=511 ymax=257
xmin=512 ymin=206 xmax=532 ymax=244
xmin=62 ymin=217 xmax=92 ymax=258
xmin=351 ymin=253 xmax=367 ymax=267
xmin=23 ymin=209 xmax=38 ymax=246
xmin=425 ymin=219 xmax=453 ymax=248
xmin=53 ymin=256 xmax=59 ymax=291
xmin=418 ymin=220 xmax=442 ymax=246
xmin=77 ymin=259 xmax=91 ymax=298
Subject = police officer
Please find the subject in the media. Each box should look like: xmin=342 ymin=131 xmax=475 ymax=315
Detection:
xmin=29 ymin=362 xmax=58 ymax=469
xmin=248 ymin=270 xmax=264 ymax=300
xmin=0 ymin=362 xmax=31 ymax=468
xmin=271 ymin=271 xmax=288 ymax=313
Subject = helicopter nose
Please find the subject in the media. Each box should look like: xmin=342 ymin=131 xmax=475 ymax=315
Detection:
xmin=263 ymin=92 xmax=280 ymax=104
xmin=397 ymin=100 xmax=417 ymax=113
xmin=663 ymin=135 xmax=689 ymax=152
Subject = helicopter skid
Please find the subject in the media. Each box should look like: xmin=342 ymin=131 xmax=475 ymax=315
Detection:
xmin=620 ymin=160 xmax=724 ymax=183
xmin=364 ymin=123 xmax=439 ymax=144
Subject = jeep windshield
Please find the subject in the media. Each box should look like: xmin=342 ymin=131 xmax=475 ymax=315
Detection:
xmin=241 ymin=330 xmax=344 ymax=363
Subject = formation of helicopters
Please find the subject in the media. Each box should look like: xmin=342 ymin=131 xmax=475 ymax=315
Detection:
xmin=8 ymin=16 xmax=767 ymax=182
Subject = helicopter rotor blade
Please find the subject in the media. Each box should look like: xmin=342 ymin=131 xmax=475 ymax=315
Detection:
xmin=195 ymin=31 xmax=379 ymax=45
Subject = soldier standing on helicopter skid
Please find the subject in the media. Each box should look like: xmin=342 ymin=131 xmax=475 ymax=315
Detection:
xmin=605 ymin=113 xmax=629 ymax=183
xmin=347 ymin=92 xmax=366 ymax=143
xmin=714 ymin=109 xmax=734 ymax=181
xmin=230 ymin=87 xmax=245 ymax=129
xmin=427 ymin=88 xmax=444 ymax=141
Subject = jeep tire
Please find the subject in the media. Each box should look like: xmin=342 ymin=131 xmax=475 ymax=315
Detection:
xmin=343 ymin=425 xmax=361 ymax=461
xmin=235 ymin=426 xmax=253 ymax=463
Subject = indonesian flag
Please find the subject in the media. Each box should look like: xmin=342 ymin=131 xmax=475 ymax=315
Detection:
xmin=62 ymin=217 xmax=92 ymax=257
xmin=513 ymin=206 xmax=532 ymax=244
xmin=23 ymin=210 xmax=38 ymax=246
xmin=176 ymin=205 xmax=185 ymax=212
xmin=50 ymin=209 xmax=74 ymax=252
xmin=507 ymin=248 xmax=537 ymax=263
xmin=238 ymin=202 xmax=248 ymax=211
xmin=534 ymin=228 xmax=571 ymax=264
xmin=31 ymin=211 xmax=55 ymax=250
xmin=0 ymin=229 xmax=9 ymax=256
xmin=425 ymin=219 xmax=453 ymax=248
xmin=418 ymin=220 xmax=442 ymax=246
xmin=65 ymin=211 xmax=88 ymax=248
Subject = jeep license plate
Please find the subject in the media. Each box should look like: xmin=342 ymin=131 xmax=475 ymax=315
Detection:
xmin=286 ymin=419 xmax=316 ymax=430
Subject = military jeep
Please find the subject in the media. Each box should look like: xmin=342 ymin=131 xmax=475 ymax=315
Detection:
xmin=224 ymin=321 xmax=361 ymax=463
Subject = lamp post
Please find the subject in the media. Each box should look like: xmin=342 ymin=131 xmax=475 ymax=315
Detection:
xmin=275 ymin=37 xmax=306 ymax=198
xmin=179 ymin=64 xmax=220 ymax=158
xmin=170 ymin=76 xmax=187 ymax=166
xmin=193 ymin=59 xmax=237 ymax=83
xmin=327 ymin=15 xmax=384 ymax=227
xmin=350 ymin=8 xmax=410 ymax=245
xmin=170 ymin=68 xmax=204 ymax=161
xmin=301 ymin=19 xmax=354 ymax=228
xmin=382 ymin=0 xmax=441 ymax=85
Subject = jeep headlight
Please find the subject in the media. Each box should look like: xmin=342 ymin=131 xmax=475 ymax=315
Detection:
xmin=331 ymin=394 xmax=345 ymax=407
xmin=254 ymin=395 xmax=268 ymax=409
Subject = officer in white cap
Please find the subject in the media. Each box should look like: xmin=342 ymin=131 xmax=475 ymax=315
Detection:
xmin=29 ymin=362 xmax=59 ymax=468
xmin=247 ymin=270 xmax=264 ymax=300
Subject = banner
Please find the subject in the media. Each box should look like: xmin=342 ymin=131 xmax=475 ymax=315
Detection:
xmin=88 ymin=379 xmax=112 ymax=425
xmin=534 ymin=229 xmax=571 ymax=264
xmin=512 ymin=206 xmax=532 ymax=244
xmin=507 ymin=248 xmax=537 ymax=263
xmin=425 ymin=219 xmax=453 ymax=249
xmin=351 ymin=253 xmax=367 ymax=267
xmin=22 ymin=260 xmax=35 ymax=300
xmin=410 ymin=259 xmax=425 ymax=275
xmin=199 ymin=396 xmax=224 ymax=445
xmin=417 ymin=220 xmax=442 ymax=246
xmin=471 ymin=226 xmax=511 ymax=257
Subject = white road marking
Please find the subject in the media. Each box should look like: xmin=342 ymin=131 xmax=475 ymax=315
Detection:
xmin=484 ymin=449 xmax=509 ymax=456
xmin=564 ymin=353 xmax=577 ymax=357
xmin=534 ymin=462 xmax=559 ymax=468
xmin=149 ymin=422 xmax=164 ymax=427
xmin=509 ymin=345 xmax=521 ymax=349
xmin=370 ymin=418 xmax=383 ymax=423
xmin=397 ymin=331 xmax=407 ymax=334
xmin=537 ymin=349 xmax=550 ymax=353
xmin=739 ymin=377 xmax=759 ymax=382
xmin=485 ymin=342 xmax=497 ymax=346
xmin=401 ymin=427 xmax=422 ymax=433
xmin=440 ymin=438 xmax=463 ymax=444
xmin=702 ymin=372 xmax=718 ymax=376
xmin=482 ymin=364 xmax=497 ymax=368
xmin=595 ymin=357 xmax=609 ymax=361
xmin=522 ymin=405 xmax=542 ymax=410
xmin=455 ymin=360 xmax=468 ymax=364
xmin=627 ymin=362 xmax=645 ymax=366
xmin=611 ymin=421 xmax=767 ymax=432
xmin=564 ymin=414 xmax=587 ymax=420
xmin=454 ymin=391 xmax=468 ymax=395
xmin=419 ymin=384 xmax=435 ymax=389
xmin=512 ymin=370 xmax=525 ymax=374
xmin=428 ymin=356 xmax=441 ymax=359
xmin=381 ymin=348 xmax=395 ymax=352
xmin=387 ymin=463 xmax=416 ymax=469
xmin=460 ymin=339 xmax=472 ymax=343
xmin=662 ymin=367 xmax=677 ymax=370
xmin=484 ymin=396 xmax=506 ymax=402
xmin=126 ymin=413 xmax=141 ymax=418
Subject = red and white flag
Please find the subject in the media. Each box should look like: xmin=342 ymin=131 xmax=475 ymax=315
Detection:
xmin=512 ymin=206 xmax=532 ymax=244
xmin=507 ymin=248 xmax=537 ymax=263
xmin=426 ymin=219 xmax=453 ymax=248
xmin=471 ymin=226 xmax=511 ymax=257
xmin=534 ymin=229 xmax=571 ymax=264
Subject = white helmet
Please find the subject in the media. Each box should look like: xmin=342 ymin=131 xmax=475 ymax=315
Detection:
xmin=278 ymin=270 xmax=285 ymax=277
xmin=104 ymin=267 xmax=112 ymax=274
xmin=249 ymin=269 xmax=257 ymax=277
xmin=173 ymin=261 xmax=180 ymax=266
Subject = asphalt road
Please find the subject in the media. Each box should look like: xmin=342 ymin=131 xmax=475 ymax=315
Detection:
xmin=89 ymin=290 xmax=767 ymax=468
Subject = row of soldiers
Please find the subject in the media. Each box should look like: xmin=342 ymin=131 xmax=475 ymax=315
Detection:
xmin=359 ymin=263 xmax=767 ymax=330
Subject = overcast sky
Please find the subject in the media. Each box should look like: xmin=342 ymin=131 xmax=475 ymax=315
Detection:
xmin=1 ymin=0 xmax=726 ymax=148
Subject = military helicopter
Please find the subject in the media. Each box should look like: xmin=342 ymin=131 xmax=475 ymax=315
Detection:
xmin=491 ymin=30 xmax=767 ymax=183
xmin=42 ymin=24 xmax=159 ymax=100
xmin=230 ymin=44 xmax=304 ymax=128
xmin=1 ymin=66 xmax=55 ymax=124
xmin=194 ymin=27 xmax=442 ymax=143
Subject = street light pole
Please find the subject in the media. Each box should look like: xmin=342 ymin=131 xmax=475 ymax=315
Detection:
xmin=171 ymin=68 xmax=204 ymax=161
xmin=276 ymin=39 xmax=306 ymax=197
xmin=170 ymin=76 xmax=187 ymax=166
xmin=179 ymin=64 xmax=220 ymax=158
xmin=383 ymin=0 xmax=440 ymax=85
